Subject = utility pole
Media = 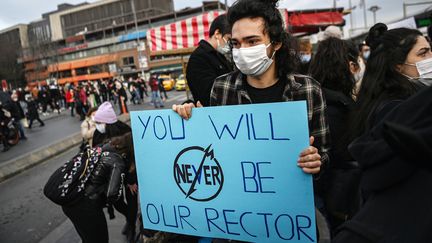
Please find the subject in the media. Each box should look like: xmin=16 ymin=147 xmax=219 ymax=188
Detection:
xmin=368 ymin=5 xmax=381 ymax=25
xmin=130 ymin=0 xmax=146 ymax=77
xmin=360 ymin=0 xmax=368 ymax=29
xmin=348 ymin=0 xmax=355 ymax=37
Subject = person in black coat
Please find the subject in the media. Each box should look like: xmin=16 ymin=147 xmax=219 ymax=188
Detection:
xmin=333 ymin=23 xmax=432 ymax=243
xmin=115 ymin=82 xmax=128 ymax=115
xmin=186 ymin=14 xmax=233 ymax=107
xmin=25 ymin=94 xmax=44 ymax=129
xmin=308 ymin=37 xmax=363 ymax=233
xmin=333 ymin=86 xmax=432 ymax=243
xmin=62 ymin=133 xmax=133 ymax=243
xmin=91 ymin=102 xmax=137 ymax=242
xmin=10 ymin=92 xmax=27 ymax=139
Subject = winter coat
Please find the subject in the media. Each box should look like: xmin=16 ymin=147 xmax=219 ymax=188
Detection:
xmin=186 ymin=40 xmax=232 ymax=106
xmin=84 ymin=145 xmax=127 ymax=203
xmin=150 ymin=78 xmax=159 ymax=91
xmin=65 ymin=90 xmax=74 ymax=103
xmin=333 ymin=86 xmax=432 ymax=243
xmin=11 ymin=101 xmax=25 ymax=120
xmin=26 ymin=100 xmax=40 ymax=120
xmin=321 ymin=88 xmax=361 ymax=230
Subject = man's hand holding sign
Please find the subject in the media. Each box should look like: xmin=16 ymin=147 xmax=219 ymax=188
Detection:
xmin=131 ymin=101 xmax=318 ymax=242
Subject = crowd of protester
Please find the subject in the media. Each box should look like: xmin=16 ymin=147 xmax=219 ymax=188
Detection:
xmin=0 ymin=76 xmax=158 ymax=152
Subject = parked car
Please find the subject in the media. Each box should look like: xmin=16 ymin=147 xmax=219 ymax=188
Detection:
xmin=175 ymin=74 xmax=187 ymax=91
xmin=159 ymin=75 xmax=175 ymax=91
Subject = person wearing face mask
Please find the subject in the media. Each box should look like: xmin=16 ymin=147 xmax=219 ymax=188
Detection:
xmin=349 ymin=23 xmax=430 ymax=144
xmin=91 ymin=101 xmax=138 ymax=242
xmin=186 ymin=14 xmax=233 ymax=107
xmin=298 ymin=39 xmax=313 ymax=75
xmin=173 ymin=0 xmax=330 ymax=231
xmin=10 ymin=91 xmax=27 ymax=140
xmin=359 ymin=43 xmax=370 ymax=62
xmin=308 ymin=37 xmax=362 ymax=234
xmin=61 ymin=133 xmax=134 ymax=243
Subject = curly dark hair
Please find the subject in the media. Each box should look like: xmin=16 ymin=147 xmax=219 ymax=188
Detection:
xmin=350 ymin=23 xmax=423 ymax=139
xmin=309 ymin=37 xmax=359 ymax=97
xmin=227 ymin=0 xmax=300 ymax=77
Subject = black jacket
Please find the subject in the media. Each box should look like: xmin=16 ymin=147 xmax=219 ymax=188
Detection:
xmin=11 ymin=101 xmax=25 ymax=120
xmin=323 ymin=88 xmax=355 ymax=166
xmin=85 ymin=145 xmax=127 ymax=203
xmin=186 ymin=40 xmax=232 ymax=106
xmin=26 ymin=100 xmax=39 ymax=119
xmin=333 ymin=86 xmax=432 ymax=243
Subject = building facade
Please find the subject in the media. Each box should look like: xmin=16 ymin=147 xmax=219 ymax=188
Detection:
xmin=17 ymin=0 xmax=222 ymax=86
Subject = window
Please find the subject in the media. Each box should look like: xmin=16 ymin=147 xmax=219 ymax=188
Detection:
xmin=123 ymin=56 xmax=135 ymax=66
xmin=89 ymin=65 xmax=103 ymax=74
xmin=59 ymin=70 xmax=72 ymax=78
xmin=75 ymin=67 xmax=88 ymax=76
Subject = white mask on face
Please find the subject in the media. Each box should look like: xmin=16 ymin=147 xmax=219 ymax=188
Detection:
xmin=354 ymin=58 xmax=366 ymax=83
xmin=404 ymin=57 xmax=432 ymax=86
xmin=404 ymin=57 xmax=432 ymax=78
xmin=363 ymin=50 xmax=370 ymax=60
xmin=217 ymin=37 xmax=231 ymax=55
xmin=232 ymin=43 xmax=275 ymax=76
xmin=95 ymin=123 xmax=106 ymax=133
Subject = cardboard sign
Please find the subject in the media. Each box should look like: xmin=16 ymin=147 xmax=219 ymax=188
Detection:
xmin=131 ymin=101 xmax=316 ymax=242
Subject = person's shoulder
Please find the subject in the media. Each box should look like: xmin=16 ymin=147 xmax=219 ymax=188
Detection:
xmin=289 ymin=73 xmax=321 ymax=87
xmin=190 ymin=40 xmax=211 ymax=55
xmin=213 ymin=71 xmax=240 ymax=87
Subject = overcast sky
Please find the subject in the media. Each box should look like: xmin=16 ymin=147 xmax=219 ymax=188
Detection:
xmin=1 ymin=0 xmax=431 ymax=36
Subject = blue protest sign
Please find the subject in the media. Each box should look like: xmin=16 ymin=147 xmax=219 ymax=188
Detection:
xmin=130 ymin=101 xmax=316 ymax=242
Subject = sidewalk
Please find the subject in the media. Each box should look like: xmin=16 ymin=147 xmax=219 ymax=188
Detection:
xmin=0 ymin=113 xmax=130 ymax=183
xmin=39 ymin=212 xmax=128 ymax=243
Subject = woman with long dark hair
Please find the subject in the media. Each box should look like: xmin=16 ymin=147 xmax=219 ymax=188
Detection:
xmin=333 ymin=23 xmax=432 ymax=243
xmin=350 ymin=23 xmax=429 ymax=139
xmin=308 ymin=37 xmax=363 ymax=233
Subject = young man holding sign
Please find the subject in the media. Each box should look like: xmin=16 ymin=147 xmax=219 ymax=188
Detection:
xmin=173 ymin=0 xmax=329 ymax=176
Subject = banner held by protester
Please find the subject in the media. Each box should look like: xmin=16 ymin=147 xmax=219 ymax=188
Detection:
xmin=130 ymin=101 xmax=316 ymax=242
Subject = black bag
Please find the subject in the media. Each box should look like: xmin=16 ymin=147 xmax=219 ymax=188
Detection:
xmin=43 ymin=146 xmax=103 ymax=206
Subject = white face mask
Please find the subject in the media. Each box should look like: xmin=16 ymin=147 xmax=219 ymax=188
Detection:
xmin=405 ymin=57 xmax=432 ymax=79
xmin=354 ymin=58 xmax=365 ymax=83
xmin=363 ymin=50 xmax=370 ymax=60
xmin=95 ymin=123 xmax=106 ymax=134
xmin=232 ymin=43 xmax=275 ymax=76
xmin=217 ymin=37 xmax=230 ymax=55
xmin=300 ymin=54 xmax=311 ymax=63
xmin=404 ymin=58 xmax=432 ymax=86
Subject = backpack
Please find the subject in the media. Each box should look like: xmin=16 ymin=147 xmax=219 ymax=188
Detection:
xmin=43 ymin=146 xmax=103 ymax=206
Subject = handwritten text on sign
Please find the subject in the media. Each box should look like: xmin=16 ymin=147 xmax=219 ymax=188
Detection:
xmin=130 ymin=102 xmax=316 ymax=242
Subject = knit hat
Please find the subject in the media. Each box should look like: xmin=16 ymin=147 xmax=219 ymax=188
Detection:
xmin=94 ymin=102 xmax=117 ymax=124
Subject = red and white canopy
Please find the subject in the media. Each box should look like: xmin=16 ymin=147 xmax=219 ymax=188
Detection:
xmin=147 ymin=10 xmax=224 ymax=52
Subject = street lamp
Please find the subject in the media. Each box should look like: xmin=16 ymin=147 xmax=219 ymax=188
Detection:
xmin=130 ymin=0 xmax=146 ymax=78
xmin=368 ymin=5 xmax=381 ymax=25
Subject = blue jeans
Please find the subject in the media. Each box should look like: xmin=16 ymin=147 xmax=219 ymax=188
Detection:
xmin=151 ymin=91 xmax=164 ymax=108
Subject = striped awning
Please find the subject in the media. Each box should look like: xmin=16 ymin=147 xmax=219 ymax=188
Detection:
xmin=147 ymin=10 xmax=224 ymax=52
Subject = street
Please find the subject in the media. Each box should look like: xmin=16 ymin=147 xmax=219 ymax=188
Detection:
xmin=0 ymin=91 xmax=188 ymax=243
